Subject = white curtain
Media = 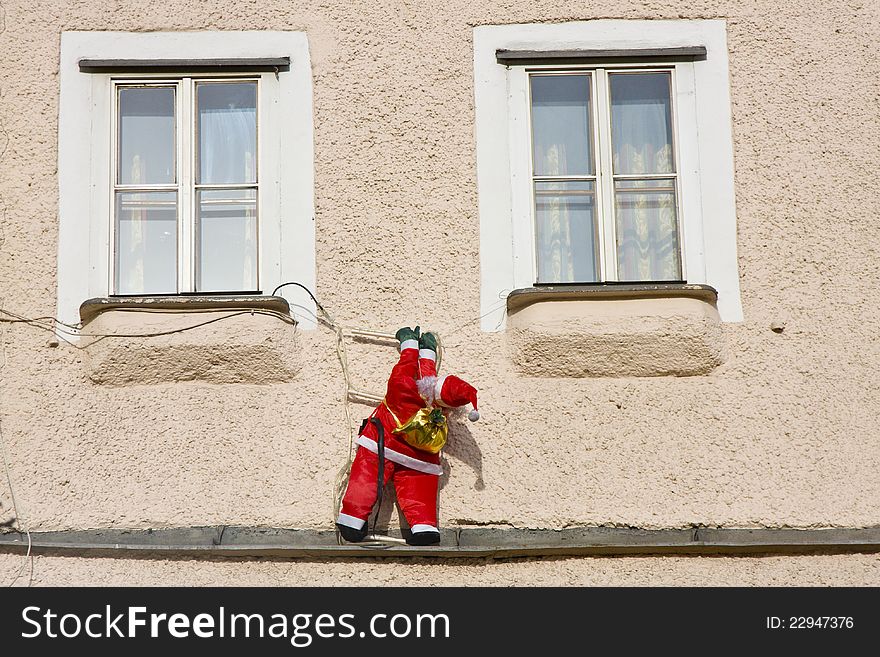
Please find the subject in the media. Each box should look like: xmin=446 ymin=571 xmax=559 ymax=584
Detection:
xmin=198 ymin=87 xmax=257 ymax=290
xmin=611 ymin=75 xmax=680 ymax=281
xmin=199 ymin=103 xmax=256 ymax=184
xmin=531 ymin=74 xmax=595 ymax=283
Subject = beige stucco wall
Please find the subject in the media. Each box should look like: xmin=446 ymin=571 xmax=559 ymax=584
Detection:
xmin=3 ymin=553 xmax=880 ymax=586
xmin=81 ymin=309 xmax=301 ymax=385
xmin=2 ymin=0 xmax=880 ymax=582
xmin=507 ymin=297 xmax=726 ymax=377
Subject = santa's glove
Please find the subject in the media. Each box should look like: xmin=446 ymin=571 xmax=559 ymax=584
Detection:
xmin=419 ymin=331 xmax=437 ymax=353
xmin=395 ymin=326 xmax=421 ymax=350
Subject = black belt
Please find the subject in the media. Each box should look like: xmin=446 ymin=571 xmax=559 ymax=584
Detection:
xmin=368 ymin=417 xmax=385 ymax=537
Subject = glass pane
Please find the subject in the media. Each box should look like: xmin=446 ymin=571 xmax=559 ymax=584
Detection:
xmin=117 ymin=87 xmax=175 ymax=185
xmin=530 ymin=75 xmax=593 ymax=176
xmin=610 ymin=72 xmax=675 ymax=175
xmin=535 ymin=180 xmax=597 ymax=283
xmin=197 ymin=82 xmax=257 ymax=184
xmin=114 ymin=191 xmax=177 ymax=294
xmin=614 ymin=179 xmax=681 ymax=281
xmin=197 ymin=189 xmax=258 ymax=292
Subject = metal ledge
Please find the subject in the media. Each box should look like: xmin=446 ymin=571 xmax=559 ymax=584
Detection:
xmin=1 ymin=526 xmax=879 ymax=559
xmin=78 ymin=58 xmax=291 ymax=73
xmin=79 ymin=295 xmax=292 ymax=325
xmin=496 ymin=47 xmax=707 ymax=65
xmin=506 ymin=283 xmax=718 ymax=315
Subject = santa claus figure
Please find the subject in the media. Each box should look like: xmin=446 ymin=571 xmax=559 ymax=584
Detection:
xmin=336 ymin=326 xmax=479 ymax=545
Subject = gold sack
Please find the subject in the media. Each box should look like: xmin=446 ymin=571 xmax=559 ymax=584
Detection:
xmin=393 ymin=407 xmax=448 ymax=454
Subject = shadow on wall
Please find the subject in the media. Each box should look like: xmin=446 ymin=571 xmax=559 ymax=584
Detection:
xmin=441 ymin=417 xmax=485 ymax=492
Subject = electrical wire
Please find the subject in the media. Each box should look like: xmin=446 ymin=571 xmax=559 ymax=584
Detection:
xmin=0 ymin=303 xmax=33 ymax=587
xmin=5 ymin=529 xmax=33 ymax=588
xmin=0 ymin=308 xmax=296 ymax=347
xmin=272 ymin=282 xmax=328 ymax=317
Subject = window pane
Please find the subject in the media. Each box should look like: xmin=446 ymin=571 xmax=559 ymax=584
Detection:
xmin=610 ymin=73 xmax=675 ymax=175
xmin=197 ymin=82 xmax=257 ymax=184
xmin=530 ymin=75 xmax=593 ymax=176
xmin=615 ymin=179 xmax=681 ymax=281
xmin=115 ymin=191 xmax=177 ymax=294
xmin=535 ymin=180 xmax=597 ymax=283
xmin=196 ymin=189 xmax=258 ymax=292
xmin=117 ymin=87 xmax=175 ymax=185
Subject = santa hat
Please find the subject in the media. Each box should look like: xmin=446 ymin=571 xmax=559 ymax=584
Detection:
xmin=436 ymin=375 xmax=480 ymax=422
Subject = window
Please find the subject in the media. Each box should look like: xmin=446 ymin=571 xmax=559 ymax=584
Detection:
xmin=527 ymin=68 xmax=682 ymax=284
xmin=58 ymin=32 xmax=316 ymax=327
xmin=113 ymin=78 xmax=260 ymax=295
xmin=474 ymin=21 xmax=743 ymax=330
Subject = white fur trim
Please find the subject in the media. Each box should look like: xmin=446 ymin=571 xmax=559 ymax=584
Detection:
xmin=411 ymin=524 xmax=439 ymax=534
xmin=417 ymin=375 xmax=438 ymax=405
xmin=434 ymin=375 xmax=450 ymax=406
xmin=355 ymin=436 xmax=443 ymax=475
xmin=336 ymin=513 xmax=366 ymax=530
xmin=400 ymin=339 xmax=418 ymax=352
xmin=418 ymin=348 xmax=436 ymax=361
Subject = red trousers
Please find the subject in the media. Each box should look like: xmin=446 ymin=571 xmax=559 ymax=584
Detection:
xmin=339 ymin=445 xmax=439 ymax=531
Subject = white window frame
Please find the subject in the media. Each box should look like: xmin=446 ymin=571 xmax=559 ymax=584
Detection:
xmin=475 ymin=20 xmax=743 ymax=330
xmin=58 ymin=32 xmax=317 ymax=328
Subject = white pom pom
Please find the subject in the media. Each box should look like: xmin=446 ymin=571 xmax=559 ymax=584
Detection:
xmin=468 ymin=409 xmax=480 ymax=422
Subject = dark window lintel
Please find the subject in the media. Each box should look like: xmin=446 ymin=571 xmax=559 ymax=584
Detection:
xmin=78 ymin=57 xmax=291 ymax=73
xmin=496 ymin=46 xmax=707 ymax=66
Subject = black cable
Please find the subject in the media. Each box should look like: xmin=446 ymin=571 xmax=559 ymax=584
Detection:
xmin=271 ymin=281 xmax=327 ymax=317
xmin=369 ymin=417 xmax=385 ymax=538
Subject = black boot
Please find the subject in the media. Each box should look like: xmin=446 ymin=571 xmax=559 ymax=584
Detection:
xmin=336 ymin=523 xmax=368 ymax=543
xmin=406 ymin=530 xmax=441 ymax=546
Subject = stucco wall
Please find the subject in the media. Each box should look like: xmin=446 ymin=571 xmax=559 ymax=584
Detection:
xmin=1 ymin=0 xmax=879 ymax=577
xmin=3 ymin=553 xmax=880 ymax=586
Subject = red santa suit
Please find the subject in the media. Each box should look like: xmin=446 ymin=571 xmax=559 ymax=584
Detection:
xmin=336 ymin=338 xmax=478 ymax=544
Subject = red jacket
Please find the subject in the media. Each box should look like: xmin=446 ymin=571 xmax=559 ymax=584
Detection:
xmin=354 ymin=348 xmax=443 ymax=475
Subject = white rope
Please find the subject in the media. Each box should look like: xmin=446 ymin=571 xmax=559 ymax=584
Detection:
xmin=330 ymin=322 xmax=356 ymax=540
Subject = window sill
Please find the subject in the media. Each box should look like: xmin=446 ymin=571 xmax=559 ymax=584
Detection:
xmin=78 ymin=296 xmax=300 ymax=386
xmin=79 ymin=295 xmax=292 ymax=324
xmin=505 ymin=284 xmax=725 ymax=377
